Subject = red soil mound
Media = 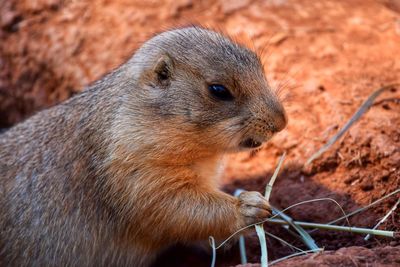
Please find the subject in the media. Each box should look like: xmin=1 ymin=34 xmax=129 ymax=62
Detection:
xmin=1 ymin=0 xmax=399 ymax=266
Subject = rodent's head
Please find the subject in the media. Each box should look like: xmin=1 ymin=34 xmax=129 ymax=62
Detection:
xmin=120 ymin=27 xmax=287 ymax=160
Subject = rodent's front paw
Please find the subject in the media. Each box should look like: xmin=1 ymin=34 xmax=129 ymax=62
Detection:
xmin=238 ymin=191 xmax=271 ymax=226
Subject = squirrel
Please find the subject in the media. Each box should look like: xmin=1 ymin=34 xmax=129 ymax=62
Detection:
xmin=0 ymin=26 xmax=287 ymax=266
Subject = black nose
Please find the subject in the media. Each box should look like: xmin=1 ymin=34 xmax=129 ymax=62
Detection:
xmin=240 ymin=138 xmax=262 ymax=148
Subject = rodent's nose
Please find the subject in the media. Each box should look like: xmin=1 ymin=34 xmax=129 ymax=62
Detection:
xmin=270 ymin=105 xmax=287 ymax=133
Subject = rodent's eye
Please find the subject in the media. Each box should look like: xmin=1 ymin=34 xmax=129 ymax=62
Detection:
xmin=208 ymin=84 xmax=234 ymax=101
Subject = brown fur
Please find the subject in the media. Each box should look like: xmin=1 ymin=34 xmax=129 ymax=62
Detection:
xmin=0 ymin=27 xmax=286 ymax=266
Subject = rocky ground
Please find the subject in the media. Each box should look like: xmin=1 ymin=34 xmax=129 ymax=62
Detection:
xmin=1 ymin=0 xmax=399 ymax=266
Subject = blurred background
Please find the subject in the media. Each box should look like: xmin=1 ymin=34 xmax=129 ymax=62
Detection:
xmin=1 ymin=0 xmax=399 ymax=266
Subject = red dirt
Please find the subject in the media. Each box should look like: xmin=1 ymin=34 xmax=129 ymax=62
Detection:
xmin=237 ymin=246 xmax=400 ymax=267
xmin=1 ymin=0 xmax=399 ymax=266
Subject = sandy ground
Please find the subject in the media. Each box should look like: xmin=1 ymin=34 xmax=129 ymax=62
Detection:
xmin=1 ymin=0 xmax=400 ymax=266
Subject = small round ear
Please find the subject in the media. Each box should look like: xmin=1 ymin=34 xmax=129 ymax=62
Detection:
xmin=152 ymin=54 xmax=174 ymax=86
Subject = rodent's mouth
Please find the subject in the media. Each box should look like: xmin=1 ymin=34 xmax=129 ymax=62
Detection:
xmin=237 ymin=132 xmax=275 ymax=151
xmin=239 ymin=137 xmax=263 ymax=149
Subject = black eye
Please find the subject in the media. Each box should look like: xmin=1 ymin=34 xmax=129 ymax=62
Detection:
xmin=208 ymin=84 xmax=234 ymax=101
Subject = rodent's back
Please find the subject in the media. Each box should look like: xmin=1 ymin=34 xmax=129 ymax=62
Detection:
xmin=0 ymin=87 xmax=127 ymax=265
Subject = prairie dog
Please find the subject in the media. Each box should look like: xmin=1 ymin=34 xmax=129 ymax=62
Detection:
xmin=0 ymin=27 xmax=287 ymax=266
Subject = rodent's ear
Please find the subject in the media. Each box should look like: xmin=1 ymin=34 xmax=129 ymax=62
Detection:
xmin=152 ymin=54 xmax=174 ymax=86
